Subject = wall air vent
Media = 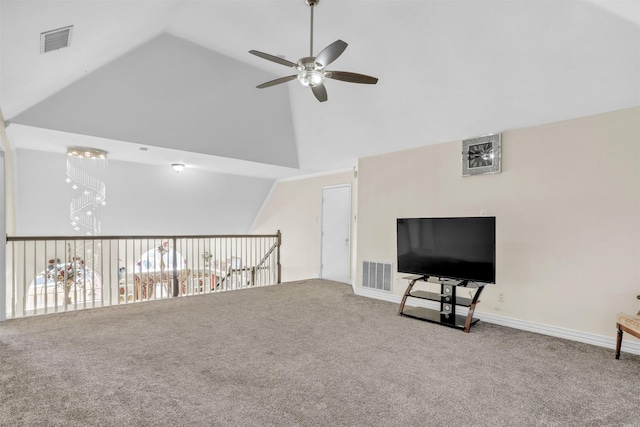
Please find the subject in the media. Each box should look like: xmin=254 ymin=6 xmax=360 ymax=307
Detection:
xmin=40 ymin=26 xmax=73 ymax=54
xmin=362 ymin=261 xmax=392 ymax=292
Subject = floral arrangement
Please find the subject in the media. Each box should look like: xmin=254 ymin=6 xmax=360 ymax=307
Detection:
xmin=48 ymin=256 xmax=84 ymax=283
xmin=157 ymin=242 xmax=168 ymax=256
xmin=47 ymin=256 xmax=86 ymax=304
xmin=135 ymin=242 xmax=187 ymax=272
xmin=157 ymin=243 xmax=168 ymax=270
xmin=202 ymin=251 xmax=213 ymax=266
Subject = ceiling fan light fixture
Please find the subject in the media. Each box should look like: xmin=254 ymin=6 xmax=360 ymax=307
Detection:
xmin=249 ymin=0 xmax=377 ymax=102
xmin=297 ymin=69 xmax=325 ymax=87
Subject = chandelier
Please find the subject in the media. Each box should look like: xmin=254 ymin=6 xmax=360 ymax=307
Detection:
xmin=65 ymin=147 xmax=107 ymax=236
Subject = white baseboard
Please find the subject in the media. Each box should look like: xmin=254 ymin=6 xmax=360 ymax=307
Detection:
xmin=353 ymin=286 xmax=640 ymax=356
xmin=354 ymin=286 xmax=401 ymax=304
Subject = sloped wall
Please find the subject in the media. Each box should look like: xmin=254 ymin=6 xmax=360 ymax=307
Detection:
xmin=251 ymin=171 xmax=356 ymax=282
xmin=11 ymin=34 xmax=299 ymax=169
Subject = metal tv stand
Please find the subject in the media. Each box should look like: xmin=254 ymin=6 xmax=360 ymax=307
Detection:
xmin=398 ymin=275 xmax=485 ymax=333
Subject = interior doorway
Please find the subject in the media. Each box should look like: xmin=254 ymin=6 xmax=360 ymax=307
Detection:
xmin=321 ymin=184 xmax=351 ymax=283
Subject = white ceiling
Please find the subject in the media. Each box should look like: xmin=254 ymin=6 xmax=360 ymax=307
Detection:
xmin=2 ymin=0 xmax=639 ymax=179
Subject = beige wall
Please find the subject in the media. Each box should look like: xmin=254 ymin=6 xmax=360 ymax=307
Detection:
xmin=250 ymin=107 xmax=638 ymax=342
xmin=251 ymin=171 xmax=356 ymax=283
xmin=356 ymin=107 xmax=640 ymax=338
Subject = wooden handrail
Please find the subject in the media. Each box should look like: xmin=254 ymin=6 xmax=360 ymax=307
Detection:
xmin=256 ymin=240 xmax=278 ymax=270
xmin=7 ymin=233 xmax=279 ymax=242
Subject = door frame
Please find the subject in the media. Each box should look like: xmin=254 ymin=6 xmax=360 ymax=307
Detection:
xmin=320 ymin=183 xmax=352 ymax=284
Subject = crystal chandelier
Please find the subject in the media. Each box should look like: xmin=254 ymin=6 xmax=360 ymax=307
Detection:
xmin=66 ymin=147 xmax=107 ymax=236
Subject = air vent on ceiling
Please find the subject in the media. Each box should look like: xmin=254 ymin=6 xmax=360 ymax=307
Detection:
xmin=40 ymin=26 xmax=73 ymax=54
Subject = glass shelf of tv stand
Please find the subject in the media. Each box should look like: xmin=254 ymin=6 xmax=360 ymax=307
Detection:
xmin=398 ymin=275 xmax=485 ymax=332
xmin=401 ymin=306 xmax=475 ymax=330
xmin=407 ymin=290 xmax=474 ymax=307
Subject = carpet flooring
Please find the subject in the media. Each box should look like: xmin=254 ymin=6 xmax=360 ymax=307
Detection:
xmin=1 ymin=279 xmax=638 ymax=426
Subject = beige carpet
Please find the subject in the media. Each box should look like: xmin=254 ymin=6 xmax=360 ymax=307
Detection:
xmin=1 ymin=279 xmax=638 ymax=426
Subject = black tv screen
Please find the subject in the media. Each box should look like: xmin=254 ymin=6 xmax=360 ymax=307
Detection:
xmin=396 ymin=217 xmax=496 ymax=283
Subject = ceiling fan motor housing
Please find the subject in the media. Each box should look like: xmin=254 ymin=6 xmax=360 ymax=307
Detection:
xmin=297 ymin=57 xmax=322 ymax=70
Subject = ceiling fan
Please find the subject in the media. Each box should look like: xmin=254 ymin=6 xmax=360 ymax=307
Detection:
xmin=249 ymin=0 xmax=378 ymax=103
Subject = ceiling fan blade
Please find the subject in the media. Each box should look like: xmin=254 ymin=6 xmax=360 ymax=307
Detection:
xmin=249 ymin=50 xmax=297 ymax=68
xmin=315 ymin=40 xmax=348 ymax=68
xmin=311 ymin=84 xmax=328 ymax=102
xmin=256 ymin=75 xmax=297 ymax=89
xmin=326 ymin=71 xmax=378 ymax=84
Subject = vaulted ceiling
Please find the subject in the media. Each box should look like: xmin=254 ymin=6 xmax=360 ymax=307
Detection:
xmin=2 ymin=0 xmax=639 ymax=179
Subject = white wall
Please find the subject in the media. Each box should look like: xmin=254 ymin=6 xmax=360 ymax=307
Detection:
xmin=355 ymin=107 xmax=640 ymax=339
xmin=251 ymin=171 xmax=356 ymax=282
xmin=14 ymin=149 xmax=275 ymax=235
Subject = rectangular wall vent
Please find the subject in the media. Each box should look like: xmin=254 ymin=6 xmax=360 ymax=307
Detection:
xmin=362 ymin=261 xmax=392 ymax=292
xmin=40 ymin=26 xmax=73 ymax=54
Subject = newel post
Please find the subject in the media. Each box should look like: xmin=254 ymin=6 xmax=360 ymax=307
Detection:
xmin=276 ymin=230 xmax=281 ymax=284
xmin=172 ymin=236 xmax=179 ymax=297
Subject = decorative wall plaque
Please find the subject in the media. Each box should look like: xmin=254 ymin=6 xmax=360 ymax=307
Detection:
xmin=462 ymin=133 xmax=501 ymax=176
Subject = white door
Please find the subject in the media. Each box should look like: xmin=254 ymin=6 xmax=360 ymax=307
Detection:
xmin=321 ymin=185 xmax=351 ymax=283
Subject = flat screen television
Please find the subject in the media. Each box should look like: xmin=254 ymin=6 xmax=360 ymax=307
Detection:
xmin=396 ymin=217 xmax=496 ymax=283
